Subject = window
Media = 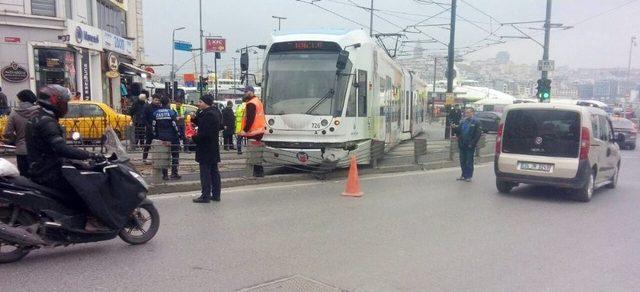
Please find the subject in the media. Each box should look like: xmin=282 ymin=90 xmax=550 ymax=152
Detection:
xmin=66 ymin=104 xmax=81 ymax=118
xmin=65 ymin=0 xmax=72 ymax=19
xmin=357 ymin=70 xmax=367 ymax=116
xmin=599 ymin=116 xmax=610 ymax=141
xmin=86 ymin=0 xmax=94 ymax=25
xmin=97 ymin=0 xmax=126 ymax=36
xmin=591 ymin=114 xmax=602 ymax=141
xmin=34 ymin=48 xmax=77 ymax=93
xmin=345 ymin=75 xmax=357 ymax=117
xmin=81 ymin=105 xmax=105 ymax=118
xmin=32 ymin=0 xmax=56 ymax=17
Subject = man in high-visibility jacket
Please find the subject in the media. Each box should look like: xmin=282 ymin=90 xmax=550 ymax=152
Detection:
xmin=170 ymin=101 xmax=188 ymax=152
xmin=238 ymin=86 xmax=266 ymax=177
xmin=234 ymin=101 xmax=246 ymax=155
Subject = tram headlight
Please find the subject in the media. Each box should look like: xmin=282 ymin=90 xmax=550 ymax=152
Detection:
xmin=334 ymin=120 xmax=341 ymax=126
xmin=321 ymin=119 xmax=329 ymax=127
xmin=268 ymin=119 xmax=275 ymax=126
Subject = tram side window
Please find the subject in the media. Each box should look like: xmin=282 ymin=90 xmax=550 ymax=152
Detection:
xmin=357 ymin=70 xmax=367 ymax=116
xmin=346 ymin=74 xmax=357 ymax=117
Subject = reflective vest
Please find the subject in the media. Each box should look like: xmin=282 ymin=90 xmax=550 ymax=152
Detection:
xmin=241 ymin=97 xmax=265 ymax=136
xmin=235 ymin=103 xmax=246 ymax=134
xmin=170 ymin=104 xmax=186 ymax=117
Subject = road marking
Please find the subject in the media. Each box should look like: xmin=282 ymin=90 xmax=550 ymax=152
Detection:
xmin=151 ymin=163 xmax=492 ymax=200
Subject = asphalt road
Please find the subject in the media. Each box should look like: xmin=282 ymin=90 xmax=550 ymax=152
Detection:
xmin=1 ymin=149 xmax=639 ymax=291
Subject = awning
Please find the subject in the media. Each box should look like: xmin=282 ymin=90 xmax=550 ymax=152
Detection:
xmin=119 ymin=63 xmax=152 ymax=77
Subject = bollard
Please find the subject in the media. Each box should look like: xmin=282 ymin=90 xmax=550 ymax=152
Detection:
xmin=245 ymin=140 xmax=264 ymax=177
xmin=414 ymin=136 xmax=427 ymax=164
xmin=151 ymin=139 xmax=171 ymax=184
xmin=449 ymin=137 xmax=458 ymax=161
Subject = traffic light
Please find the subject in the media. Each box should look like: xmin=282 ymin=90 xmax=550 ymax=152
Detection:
xmin=536 ymin=78 xmax=552 ymax=103
xmin=197 ymin=76 xmax=209 ymax=92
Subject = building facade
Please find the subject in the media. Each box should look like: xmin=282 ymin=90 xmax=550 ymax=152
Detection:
xmin=0 ymin=0 xmax=146 ymax=112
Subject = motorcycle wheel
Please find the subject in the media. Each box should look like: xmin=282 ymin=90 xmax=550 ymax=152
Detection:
xmin=0 ymin=208 xmax=34 ymax=264
xmin=118 ymin=203 xmax=159 ymax=245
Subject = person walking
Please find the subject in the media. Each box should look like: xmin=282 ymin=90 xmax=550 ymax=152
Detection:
xmin=191 ymin=94 xmax=221 ymax=203
xmin=152 ymin=96 xmax=182 ymax=180
xmin=0 ymin=86 xmax=9 ymax=116
xmin=453 ymin=107 xmax=482 ymax=182
xmin=142 ymin=94 xmax=160 ymax=164
xmin=129 ymin=93 xmax=147 ymax=149
xmin=2 ymin=90 xmax=39 ymax=176
xmin=238 ymin=86 xmax=266 ymax=177
xmin=221 ymin=100 xmax=235 ymax=151
xmin=234 ymin=100 xmax=246 ymax=155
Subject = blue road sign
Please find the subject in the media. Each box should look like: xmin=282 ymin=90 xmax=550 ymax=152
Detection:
xmin=174 ymin=41 xmax=192 ymax=52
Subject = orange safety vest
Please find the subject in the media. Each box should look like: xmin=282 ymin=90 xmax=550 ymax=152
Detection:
xmin=240 ymin=97 xmax=266 ymax=137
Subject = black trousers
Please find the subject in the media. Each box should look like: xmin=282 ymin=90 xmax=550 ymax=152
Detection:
xmin=199 ymin=162 xmax=221 ymax=200
xmin=142 ymin=126 xmax=154 ymax=160
xmin=223 ymin=133 xmax=234 ymax=150
xmin=16 ymin=155 xmax=29 ymax=177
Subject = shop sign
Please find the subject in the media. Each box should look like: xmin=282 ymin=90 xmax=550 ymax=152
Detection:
xmin=109 ymin=0 xmax=128 ymax=11
xmin=81 ymin=49 xmax=91 ymax=100
xmin=66 ymin=20 xmax=103 ymax=51
xmin=1 ymin=62 xmax=29 ymax=83
xmin=3 ymin=37 xmax=21 ymax=43
xmin=103 ymin=31 xmax=134 ymax=57
xmin=205 ymin=38 xmax=226 ymax=53
xmin=107 ymin=52 xmax=119 ymax=71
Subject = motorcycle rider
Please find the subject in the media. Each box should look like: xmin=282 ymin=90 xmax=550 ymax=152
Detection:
xmin=25 ymin=85 xmax=106 ymax=219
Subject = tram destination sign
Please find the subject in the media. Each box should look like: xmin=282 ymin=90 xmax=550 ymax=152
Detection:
xmin=271 ymin=41 xmax=341 ymax=52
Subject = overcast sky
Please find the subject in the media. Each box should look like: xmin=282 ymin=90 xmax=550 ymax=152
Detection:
xmin=142 ymin=0 xmax=640 ymax=76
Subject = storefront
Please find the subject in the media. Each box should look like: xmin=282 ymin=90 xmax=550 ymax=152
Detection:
xmin=101 ymin=31 xmax=146 ymax=112
xmin=64 ymin=19 xmax=103 ymax=102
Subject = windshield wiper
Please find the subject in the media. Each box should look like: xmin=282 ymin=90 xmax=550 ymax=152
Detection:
xmin=305 ymin=89 xmax=335 ymax=115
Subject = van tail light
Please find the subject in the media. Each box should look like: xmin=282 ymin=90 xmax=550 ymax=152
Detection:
xmin=495 ymin=123 xmax=504 ymax=155
xmin=579 ymin=126 xmax=590 ymax=160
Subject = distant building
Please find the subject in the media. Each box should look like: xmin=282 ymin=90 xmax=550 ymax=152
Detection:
xmin=495 ymin=51 xmax=510 ymax=65
xmin=577 ymin=83 xmax=594 ymax=100
xmin=593 ymin=80 xmax=618 ymax=102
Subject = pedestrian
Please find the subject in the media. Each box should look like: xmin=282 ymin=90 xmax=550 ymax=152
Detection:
xmin=191 ymin=94 xmax=221 ymax=203
xmin=152 ymin=96 xmax=182 ymax=180
xmin=2 ymin=90 xmax=39 ymax=176
xmin=221 ymin=100 xmax=235 ymax=151
xmin=0 ymin=86 xmax=9 ymax=116
xmin=234 ymin=100 xmax=246 ymax=155
xmin=129 ymin=93 xmax=147 ymax=149
xmin=453 ymin=107 xmax=482 ymax=182
xmin=170 ymin=101 xmax=189 ymax=152
xmin=238 ymin=86 xmax=266 ymax=177
xmin=142 ymin=93 xmax=160 ymax=164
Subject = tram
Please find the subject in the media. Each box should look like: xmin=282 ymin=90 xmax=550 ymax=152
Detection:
xmin=261 ymin=29 xmax=428 ymax=168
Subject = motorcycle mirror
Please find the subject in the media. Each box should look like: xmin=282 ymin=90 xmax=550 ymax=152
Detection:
xmin=71 ymin=132 xmax=81 ymax=141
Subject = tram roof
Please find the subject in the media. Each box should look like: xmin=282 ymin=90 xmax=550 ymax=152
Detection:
xmin=270 ymin=29 xmax=374 ymax=48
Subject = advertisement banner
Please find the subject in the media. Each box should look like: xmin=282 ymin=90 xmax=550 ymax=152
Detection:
xmin=81 ymin=49 xmax=91 ymax=100
xmin=66 ymin=20 xmax=103 ymax=51
xmin=205 ymin=38 xmax=226 ymax=53
xmin=103 ymin=32 xmax=134 ymax=57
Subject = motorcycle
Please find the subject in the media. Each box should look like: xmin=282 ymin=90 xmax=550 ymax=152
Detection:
xmin=0 ymin=129 xmax=159 ymax=264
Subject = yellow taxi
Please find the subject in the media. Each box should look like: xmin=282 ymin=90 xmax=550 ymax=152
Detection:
xmin=62 ymin=101 xmax=131 ymax=140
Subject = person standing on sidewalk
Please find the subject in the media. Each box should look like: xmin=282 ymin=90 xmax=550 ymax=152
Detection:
xmin=221 ymin=100 xmax=235 ymax=151
xmin=142 ymin=94 xmax=161 ymax=164
xmin=129 ymin=93 xmax=148 ymax=149
xmin=0 ymin=86 xmax=9 ymax=116
xmin=191 ymin=94 xmax=221 ymax=203
xmin=152 ymin=97 xmax=182 ymax=180
xmin=234 ymin=100 xmax=246 ymax=154
xmin=453 ymin=107 xmax=482 ymax=182
xmin=2 ymin=90 xmax=39 ymax=176
xmin=238 ymin=86 xmax=266 ymax=177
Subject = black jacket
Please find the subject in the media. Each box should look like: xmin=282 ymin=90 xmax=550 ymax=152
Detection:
xmin=221 ymin=107 xmax=235 ymax=135
xmin=26 ymin=108 xmax=93 ymax=184
xmin=129 ymin=100 xmax=147 ymax=124
xmin=152 ymin=107 xmax=180 ymax=142
xmin=192 ymin=106 xmax=221 ymax=164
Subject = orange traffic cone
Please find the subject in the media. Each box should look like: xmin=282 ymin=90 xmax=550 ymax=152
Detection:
xmin=342 ymin=156 xmax=363 ymax=197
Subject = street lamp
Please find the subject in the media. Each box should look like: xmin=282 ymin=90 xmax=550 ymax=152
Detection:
xmin=171 ymin=26 xmax=186 ymax=101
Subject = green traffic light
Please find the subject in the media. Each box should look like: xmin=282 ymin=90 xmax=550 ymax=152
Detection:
xmin=543 ymin=92 xmax=550 ymax=98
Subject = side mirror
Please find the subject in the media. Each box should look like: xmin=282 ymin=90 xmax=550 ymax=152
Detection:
xmin=240 ymin=52 xmax=249 ymax=71
xmin=336 ymin=50 xmax=349 ymax=71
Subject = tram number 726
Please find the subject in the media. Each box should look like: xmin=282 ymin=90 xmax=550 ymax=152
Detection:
xmin=311 ymin=122 xmax=321 ymax=129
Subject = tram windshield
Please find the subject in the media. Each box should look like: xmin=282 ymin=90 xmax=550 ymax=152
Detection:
xmin=265 ymin=52 xmax=351 ymax=116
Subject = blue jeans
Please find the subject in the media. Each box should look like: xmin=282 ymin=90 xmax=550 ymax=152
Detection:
xmin=459 ymin=146 xmax=475 ymax=179
xmin=236 ymin=135 xmax=243 ymax=152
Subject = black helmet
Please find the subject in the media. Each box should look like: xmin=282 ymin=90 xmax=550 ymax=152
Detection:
xmin=37 ymin=85 xmax=71 ymax=118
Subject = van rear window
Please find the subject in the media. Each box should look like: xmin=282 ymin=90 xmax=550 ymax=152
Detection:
xmin=502 ymin=109 xmax=580 ymax=158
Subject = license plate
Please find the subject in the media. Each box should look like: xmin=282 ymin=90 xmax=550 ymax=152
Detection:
xmin=518 ymin=162 xmax=553 ymax=172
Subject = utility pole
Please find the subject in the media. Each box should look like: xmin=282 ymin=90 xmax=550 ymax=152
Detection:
xmin=432 ymin=57 xmax=438 ymax=118
xmin=170 ymin=27 xmax=185 ymax=102
xmin=625 ymin=36 xmax=636 ymax=117
xmin=444 ymin=0 xmax=457 ymax=139
xmin=198 ymin=0 xmax=204 ymax=97
xmin=369 ymin=0 xmax=374 ymax=37
xmin=272 ymin=16 xmax=287 ymax=31
xmin=541 ymin=0 xmax=552 ymax=81
xmin=232 ymin=57 xmax=237 ymax=93
xmin=214 ymin=53 xmax=219 ymax=99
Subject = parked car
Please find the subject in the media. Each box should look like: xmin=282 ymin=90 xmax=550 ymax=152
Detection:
xmin=494 ymin=103 xmax=622 ymax=202
xmin=610 ymin=117 xmax=637 ymax=150
xmin=474 ymin=111 xmax=501 ymax=133
xmin=0 ymin=101 xmax=131 ymax=141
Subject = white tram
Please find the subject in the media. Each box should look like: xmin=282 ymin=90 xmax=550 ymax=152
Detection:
xmin=261 ymin=29 xmax=428 ymax=167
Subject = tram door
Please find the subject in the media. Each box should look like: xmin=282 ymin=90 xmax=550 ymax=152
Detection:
xmin=402 ymin=90 xmax=412 ymax=132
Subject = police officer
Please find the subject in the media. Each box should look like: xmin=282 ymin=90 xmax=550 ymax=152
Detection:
xmin=153 ymin=96 xmax=182 ymax=180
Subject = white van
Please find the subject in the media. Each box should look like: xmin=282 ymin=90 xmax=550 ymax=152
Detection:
xmin=494 ymin=103 xmax=622 ymax=202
